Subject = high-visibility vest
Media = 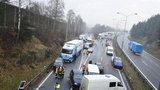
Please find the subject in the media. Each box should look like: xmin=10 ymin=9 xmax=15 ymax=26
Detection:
xmin=55 ymin=83 xmax=60 ymax=89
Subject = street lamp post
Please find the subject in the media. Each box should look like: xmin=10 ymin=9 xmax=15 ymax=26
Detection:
xmin=117 ymin=12 xmax=137 ymax=49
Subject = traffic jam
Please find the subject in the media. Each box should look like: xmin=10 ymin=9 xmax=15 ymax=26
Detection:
xmin=51 ymin=32 xmax=125 ymax=90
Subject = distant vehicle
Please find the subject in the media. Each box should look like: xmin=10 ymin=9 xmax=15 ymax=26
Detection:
xmin=106 ymin=40 xmax=112 ymax=46
xmin=128 ymin=41 xmax=144 ymax=54
xmin=80 ymin=74 xmax=124 ymax=90
xmin=61 ymin=39 xmax=83 ymax=62
xmin=111 ymin=56 xmax=123 ymax=70
xmin=87 ymin=64 xmax=100 ymax=75
xmin=96 ymin=63 xmax=104 ymax=74
xmin=106 ymin=46 xmax=114 ymax=56
xmin=69 ymin=69 xmax=83 ymax=89
xmin=84 ymin=42 xmax=93 ymax=49
xmin=87 ymin=47 xmax=93 ymax=53
xmin=79 ymin=34 xmax=87 ymax=40
xmin=53 ymin=57 xmax=63 ymax=67
xmin=18 ymin=81 xmax=26 ymax=90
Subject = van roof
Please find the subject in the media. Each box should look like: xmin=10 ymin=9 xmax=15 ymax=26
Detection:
xmin=88 ymin=64 xmax=100 ymax=74
xmin=84 ymin=74 xmax=120 ymax=82
xmin=107 ymin=46 xmax=113 ymax=49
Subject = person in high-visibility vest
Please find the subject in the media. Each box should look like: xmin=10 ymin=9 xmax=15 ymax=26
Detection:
xmin=54 ymin=82 xmax=60 ymax=90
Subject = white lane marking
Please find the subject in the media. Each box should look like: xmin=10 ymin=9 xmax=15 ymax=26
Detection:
xmin=36 ymin=71 xmax=53 ymax=90
xmin=84 ymin=54 xmax=91 ymax=65
xmin=101 ymin=57 xmax=103 ymax=62
xmin=117 ymin=70 xmax=127 ymax=90
xmin=79 ymin=51 xmax=84 ymax=70
xmin=142 ymin=60 xmax=148 ymax=66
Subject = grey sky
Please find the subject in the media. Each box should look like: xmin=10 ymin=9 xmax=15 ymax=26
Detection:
xmin=64 ymin=0 xmax=160 ymax=30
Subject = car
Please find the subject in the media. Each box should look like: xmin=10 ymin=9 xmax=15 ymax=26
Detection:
xmin=87 ymin=47 xmax=93 ymax=53
xmin=53 ymin=57 xmax=63 ymax=67
xmin=111 ymin=57 xmax=123 ymax=70
xmin=18 ymin=81 xmax=26 ymax=90
xmin=106 ymin=46 xmax=114 ymax=56
xmin=69 ymin=69 xmax=83 ymax=89
xmin=96 ymin=63 xmax=104 ymax=74
xmin=84 ymin=42 xmax=93 ymax=49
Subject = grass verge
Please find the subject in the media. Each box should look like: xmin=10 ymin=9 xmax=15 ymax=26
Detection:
xmin=0 ymin=57 xmax=54 ymax=90
xmin=113 ymin=37 xmax=151 ymax=90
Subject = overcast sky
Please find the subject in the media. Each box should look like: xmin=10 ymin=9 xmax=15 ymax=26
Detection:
xmin=63 ymin=0 xmax=160 ymax=30
xmin=33 ymin=0 xmax=160 ymax=30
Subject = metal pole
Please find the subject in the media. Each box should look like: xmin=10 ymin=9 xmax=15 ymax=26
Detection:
xmin=122 ymin=16 xmax=127 ymax=49
xmin=65 ymin=20 xmax=69 ymax=42
xmin=17 ymin=0 xmax=21 ymax=42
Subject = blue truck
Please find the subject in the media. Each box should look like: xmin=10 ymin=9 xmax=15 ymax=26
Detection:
xmin=128 ymin=41 xmax=144 ymax=54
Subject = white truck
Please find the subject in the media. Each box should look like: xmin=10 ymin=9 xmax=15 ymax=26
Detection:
xmin=80 ymin=74 xmax=124 ymax=90
xmin=60 ymin=39 xmax=83 ymax=62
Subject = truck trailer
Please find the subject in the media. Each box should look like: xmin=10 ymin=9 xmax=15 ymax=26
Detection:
xmin=128 ymin=41 xmax=143 ymax=54
xmin=61 ymin=39 xmax=83 ymax=62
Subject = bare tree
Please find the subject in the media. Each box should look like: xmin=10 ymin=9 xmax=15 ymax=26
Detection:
xmin=46 ymin=0 xmax=64 ymax=32
xmin=66 ymin=10 xmax=76 ymax=41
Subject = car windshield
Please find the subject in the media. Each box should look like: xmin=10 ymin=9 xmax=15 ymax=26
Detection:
xmin=74 ymin=73 xmax=83 ymax=80
xmin=62 ymin=49 xmax=73 ymax=54
xmin=114 ymin=60 xmax=122 ymax=66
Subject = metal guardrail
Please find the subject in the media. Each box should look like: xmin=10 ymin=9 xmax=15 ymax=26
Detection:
xmin=116 ymin=36 xmax=158 ymax=90
xmin=22 ymin=62 xmax=53 ymax=90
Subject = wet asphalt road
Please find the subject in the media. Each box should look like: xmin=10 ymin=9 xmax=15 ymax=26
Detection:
xmin=117 ymin=34 xmax=160 ymax=89
xmin=37 ymin=39 xmax=125 ymax=90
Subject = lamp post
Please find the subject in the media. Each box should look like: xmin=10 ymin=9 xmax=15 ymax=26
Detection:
xmin=117 ymin=12 xmax=137 ymax=49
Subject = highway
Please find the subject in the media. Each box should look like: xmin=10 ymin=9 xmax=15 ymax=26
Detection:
xmin=35 ymin=39 xmax=127 ymax=90
xmin=117 ymin=34 xmax=160 ymax=89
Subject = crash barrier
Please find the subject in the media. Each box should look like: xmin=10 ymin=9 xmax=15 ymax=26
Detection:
xmin=116 ymin=36 xmax=157 ymax=90
xmin=21 ymin=62 xmax=53 ymax=90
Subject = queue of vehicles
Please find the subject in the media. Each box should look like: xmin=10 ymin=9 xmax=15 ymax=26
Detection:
xmin=51 ymin=33 xmax=125 ymax=90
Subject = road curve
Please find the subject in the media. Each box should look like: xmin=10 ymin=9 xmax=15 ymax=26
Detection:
xmin=117 ymin=34 xmax=160 ymax=89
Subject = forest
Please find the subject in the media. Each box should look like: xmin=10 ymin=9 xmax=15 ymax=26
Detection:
xmin=130 ymin=14 xmax=160 ymax=45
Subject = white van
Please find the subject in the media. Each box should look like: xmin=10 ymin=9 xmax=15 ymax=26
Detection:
xmin=106 ymin=46 xmax=114 ymax=56
xmin=80 ymin=74 xmax=124 ymax=90
xmin=87 ymin=64 xmax=100 ymax=75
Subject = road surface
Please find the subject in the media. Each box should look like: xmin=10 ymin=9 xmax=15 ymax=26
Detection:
xmin=36 ymin=39 xmax=127 ymax=90
xmin=117 ymin=34 xmax=160 ymax=89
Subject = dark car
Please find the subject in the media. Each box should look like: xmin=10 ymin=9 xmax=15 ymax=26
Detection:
xmin=96 ymin=63 xmax=104 ymax=74
xmin=69 ymin=69 xmax=83 ymax=89
xmin=112 ymin=57 xmax=123 ymax=70
xmin=53 ymin=57 xmax=63 ymax=67
xmin=52 ymin=57 xmax=63 ymax=72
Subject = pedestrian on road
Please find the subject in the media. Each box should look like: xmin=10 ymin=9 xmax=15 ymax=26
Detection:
xmin=81 ymin=64 xmax=86 ymax=75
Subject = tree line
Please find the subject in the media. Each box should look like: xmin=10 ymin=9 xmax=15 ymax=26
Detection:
xmin=89 ymin=24 xmax=115 ymax=35
xmin=0 ymin=0 xmax=86 ymax=57
xmin=130 ymin=14 xmax=160 ymax=45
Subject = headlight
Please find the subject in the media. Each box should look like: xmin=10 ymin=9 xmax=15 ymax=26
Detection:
xmin=74 ymin=82 xmax=78 ymax=85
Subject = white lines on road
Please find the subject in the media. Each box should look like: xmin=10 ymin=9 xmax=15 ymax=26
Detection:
xmin=117 ymin=70 xmax=127 ymax=90
xmin=79 ymin=53 xmax=84 ymax=70
xmin=142 ymin=60 xmax=148 ymax=66
xmin=84 ymin=54 xmax=91 ymax=65
xmin=36 ymin=71 xmax=53 ymax=90
xmin=101 ymin=57 xmax=103 ymax=62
